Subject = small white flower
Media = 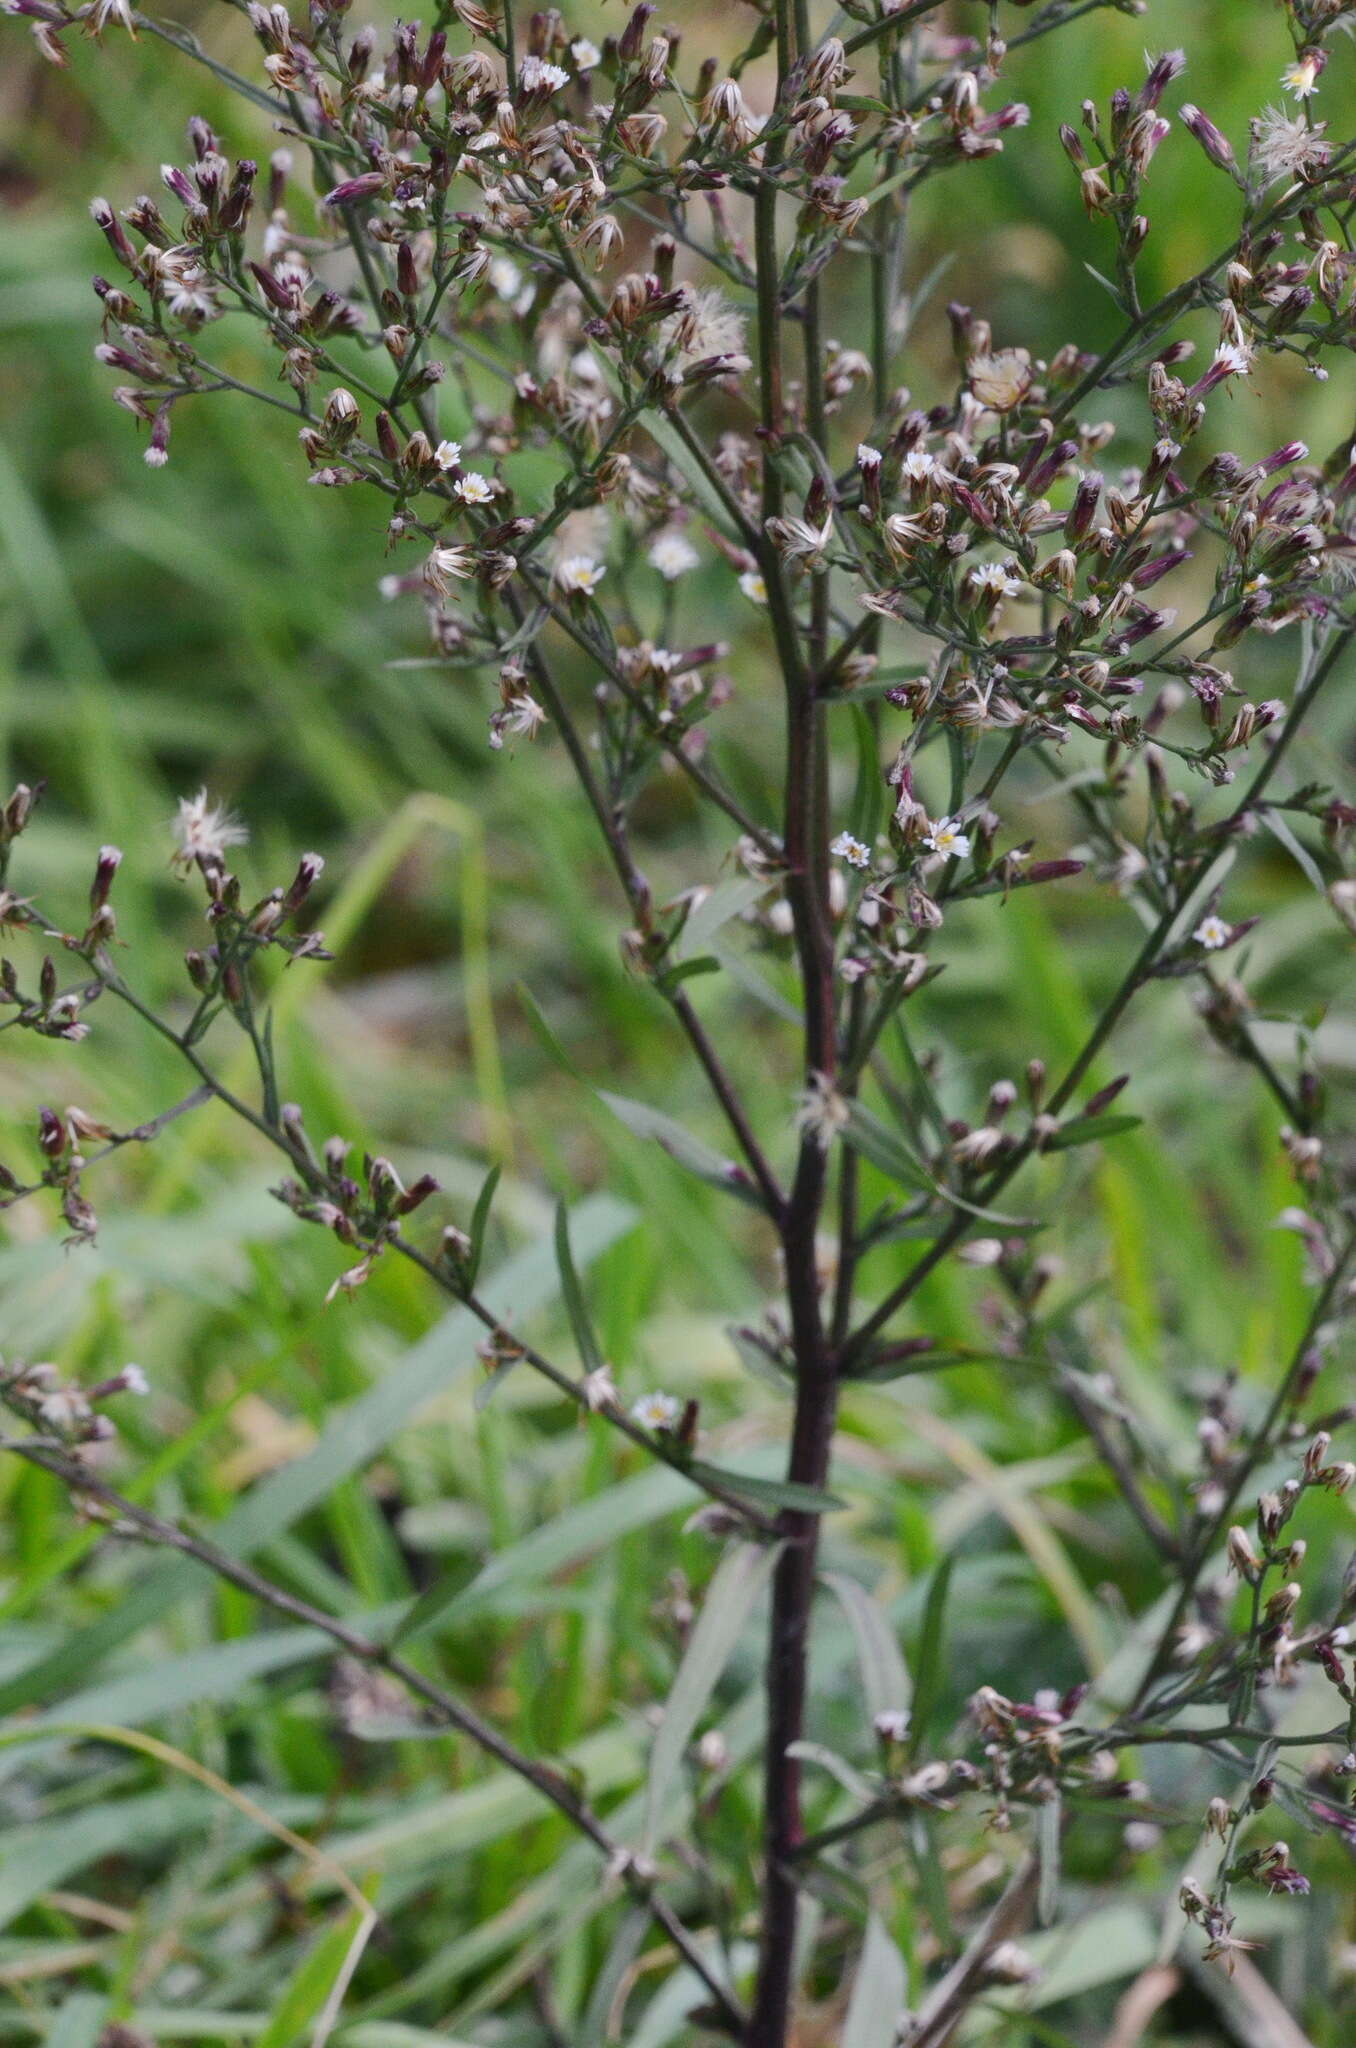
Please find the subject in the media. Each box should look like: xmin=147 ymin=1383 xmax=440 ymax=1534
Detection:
xmin=455 ymin=471 xmax=495 ymax=503
xmin=873 ymin=1708 xmax=910 ymax=1743
xmin=172 ymin=789 xmax=249 ymax=869
xmin=556 ymin=554 xmax=607 ymax=594
xmin=121 ymin=1363 xmax=150 ymax=1396
xmin=1281 ymin=54 xmax=1321 ymax=98
xmin=580 ymin=1365 xmax=619 ymax=1411
xmin=1194 ymin=914 xmax=1230 ymax=950
xmin=968 ymin=562 xmax=1022 ymax=602
xmin=738 ymin=569 xmax=768 ymax=604
xmin=433 ymin=439 xmax=462 ymax=470
xmin=379 ymin=574 xmax=403 ymax=600
xmin=795 ymin=1072 xmax=851 ymax=1149
xmin=521 ymin=54 xmax=570 ymax=93
xmin=631 ymin=1389 xmax=681 ymax=1431
xmin=488 ymin=256 xmax=522 ymax=299
xmin=830 ymin=830 xmax=871 ymax=870
xmin=902 ymin=448 xmax=938 ymax=483
xmin=923 ymin=816 xmax=972 ymax=861
xmin=856 ymin=442 xmax=882 ymax=467
xmin=1213 ymin=340 xmax=1254 ymax=378
xmin=648 ymin=529 xmax=700 ymax=580
xmin=570 ymin=37 xmax=600 ymax=71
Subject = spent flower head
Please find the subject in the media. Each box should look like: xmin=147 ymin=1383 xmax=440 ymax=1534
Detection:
xmin=171 ymin=789 xmax=248 ymax=870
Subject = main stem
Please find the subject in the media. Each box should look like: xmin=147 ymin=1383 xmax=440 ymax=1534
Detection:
xmin=748 ymin=6 xmax=841 ymax=2038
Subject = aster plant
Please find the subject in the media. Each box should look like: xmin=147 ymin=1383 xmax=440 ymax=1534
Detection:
xmin=4 ymin=0 xmax=1356 ymax=2041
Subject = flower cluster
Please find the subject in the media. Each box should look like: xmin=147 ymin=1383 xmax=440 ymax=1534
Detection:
xmin=5 ymin=0 xmax=1356 ymax=2038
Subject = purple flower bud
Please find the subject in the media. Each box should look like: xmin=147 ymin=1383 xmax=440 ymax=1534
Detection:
xmin=1260 ymin=440 xmax=1308 ymax=476
xmin=1026 ymin=439 xmax=1080 ymax=497
xmin=1131 ymin=549 xmax=1187 ymax=589
xmin=322 ymin=171 xmax=387 ymax=209
xmin=1179 ymin=104 xmax=1236 ymax=173
xmin=37 ymin=1104 xmax=67 ymax=1158
xmin=618 ymin=0 xmax=655 ymax=62
xmin=248 ymin=260 xmax=297 ymax=312
xmin=1084 ymin=1074 xmax=1129 ymax=1117
xmin=219 ymin=159 xmax=257 ymax=233
xmin=1058 ymin=123 xmax=1087 ymax=168
xmin=1065 ymin=471 xmax=1102 ymax=543
xmin=89 ymin=196 xmax=139 ymax=269
xmin=395 ymin=1173 xmax=441 ymax=1215
xmin=282 ymin=852 xmax=324 ymax=916
xmin=90 ymin=844 xmax=122 ymax=912
xmin=160 ymin=164 xmax=198 ymax=212
xmin=1137 ymin=49 xmax=1185 ymax=112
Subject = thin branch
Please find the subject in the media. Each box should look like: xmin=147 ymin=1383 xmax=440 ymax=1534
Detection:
xmin=1 ymin=1438 xmax=746 ymax=2035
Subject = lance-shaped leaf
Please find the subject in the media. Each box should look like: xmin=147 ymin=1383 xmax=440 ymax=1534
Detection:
xmin=597 ymin=1089 xmax=762 ymax=1207
xmin=642 ymin=1539 xmax=782 ymax=1854
xmin=554 ymin=1200 xmax=605 ymax=1376
xmin=842 ymin=1914 xmax=908 ymax=2048
xmin=823 ymin=1571 xmax=911 ymax=1723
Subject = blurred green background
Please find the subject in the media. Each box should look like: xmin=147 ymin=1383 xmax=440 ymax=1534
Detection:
xmin=0 ymin=3 xmax=1354 ymax=2044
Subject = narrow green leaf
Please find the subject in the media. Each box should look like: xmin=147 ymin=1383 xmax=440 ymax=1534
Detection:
xmin=642 ymin=1540 xmax=783 ymax=1853
xmin=893 ymin=1017 xmax=950 ymax=1147
xmin=907 ymin=1555 xmax=954 ymax=1758
xmin=465 ymin=1162 xmax=501 ymax=1292
xmin=1259 ymin=807 xmax=1325 ymax=893
xmin=255 ymin=1907 xmax=372 ymax=2048
xmin=846 ymin=1346 xmax=1033 ymax=1383
xmin=909 ymin=1813 xmax=955 ymax=1948
xmin=842 ymin=1914 xmax=908 ymax=2048
xmin=674 ymin=876 xmax=768 ymax=957
xmin=554 ymin=1201 xmax=604 ymax=1375
xmin=578 ymin=1904 xmax=650 ymax=2043
xmin=597 ymin=1089 xmax=760 ymax=1206
xmin=1037 ymin=1795 xmax=1062 ymax=1927
xmin=844 ymin=1103 xmax=933 ymax=1193
xmin=514 ymin=982 xmax=585 ymax=1081
xmin=1045 ymin=1112 xmax=1142 ymax=1152
xmin=787 ymin=1739 xmax=876 ymax=1803
xmin=822 ymin=1572 xmax=910 ymax=1721
xmin=1083 ymin=261 xmax=1124 ymax=303
xmin=688 ymin=1463 xmax=845 ymax=1514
